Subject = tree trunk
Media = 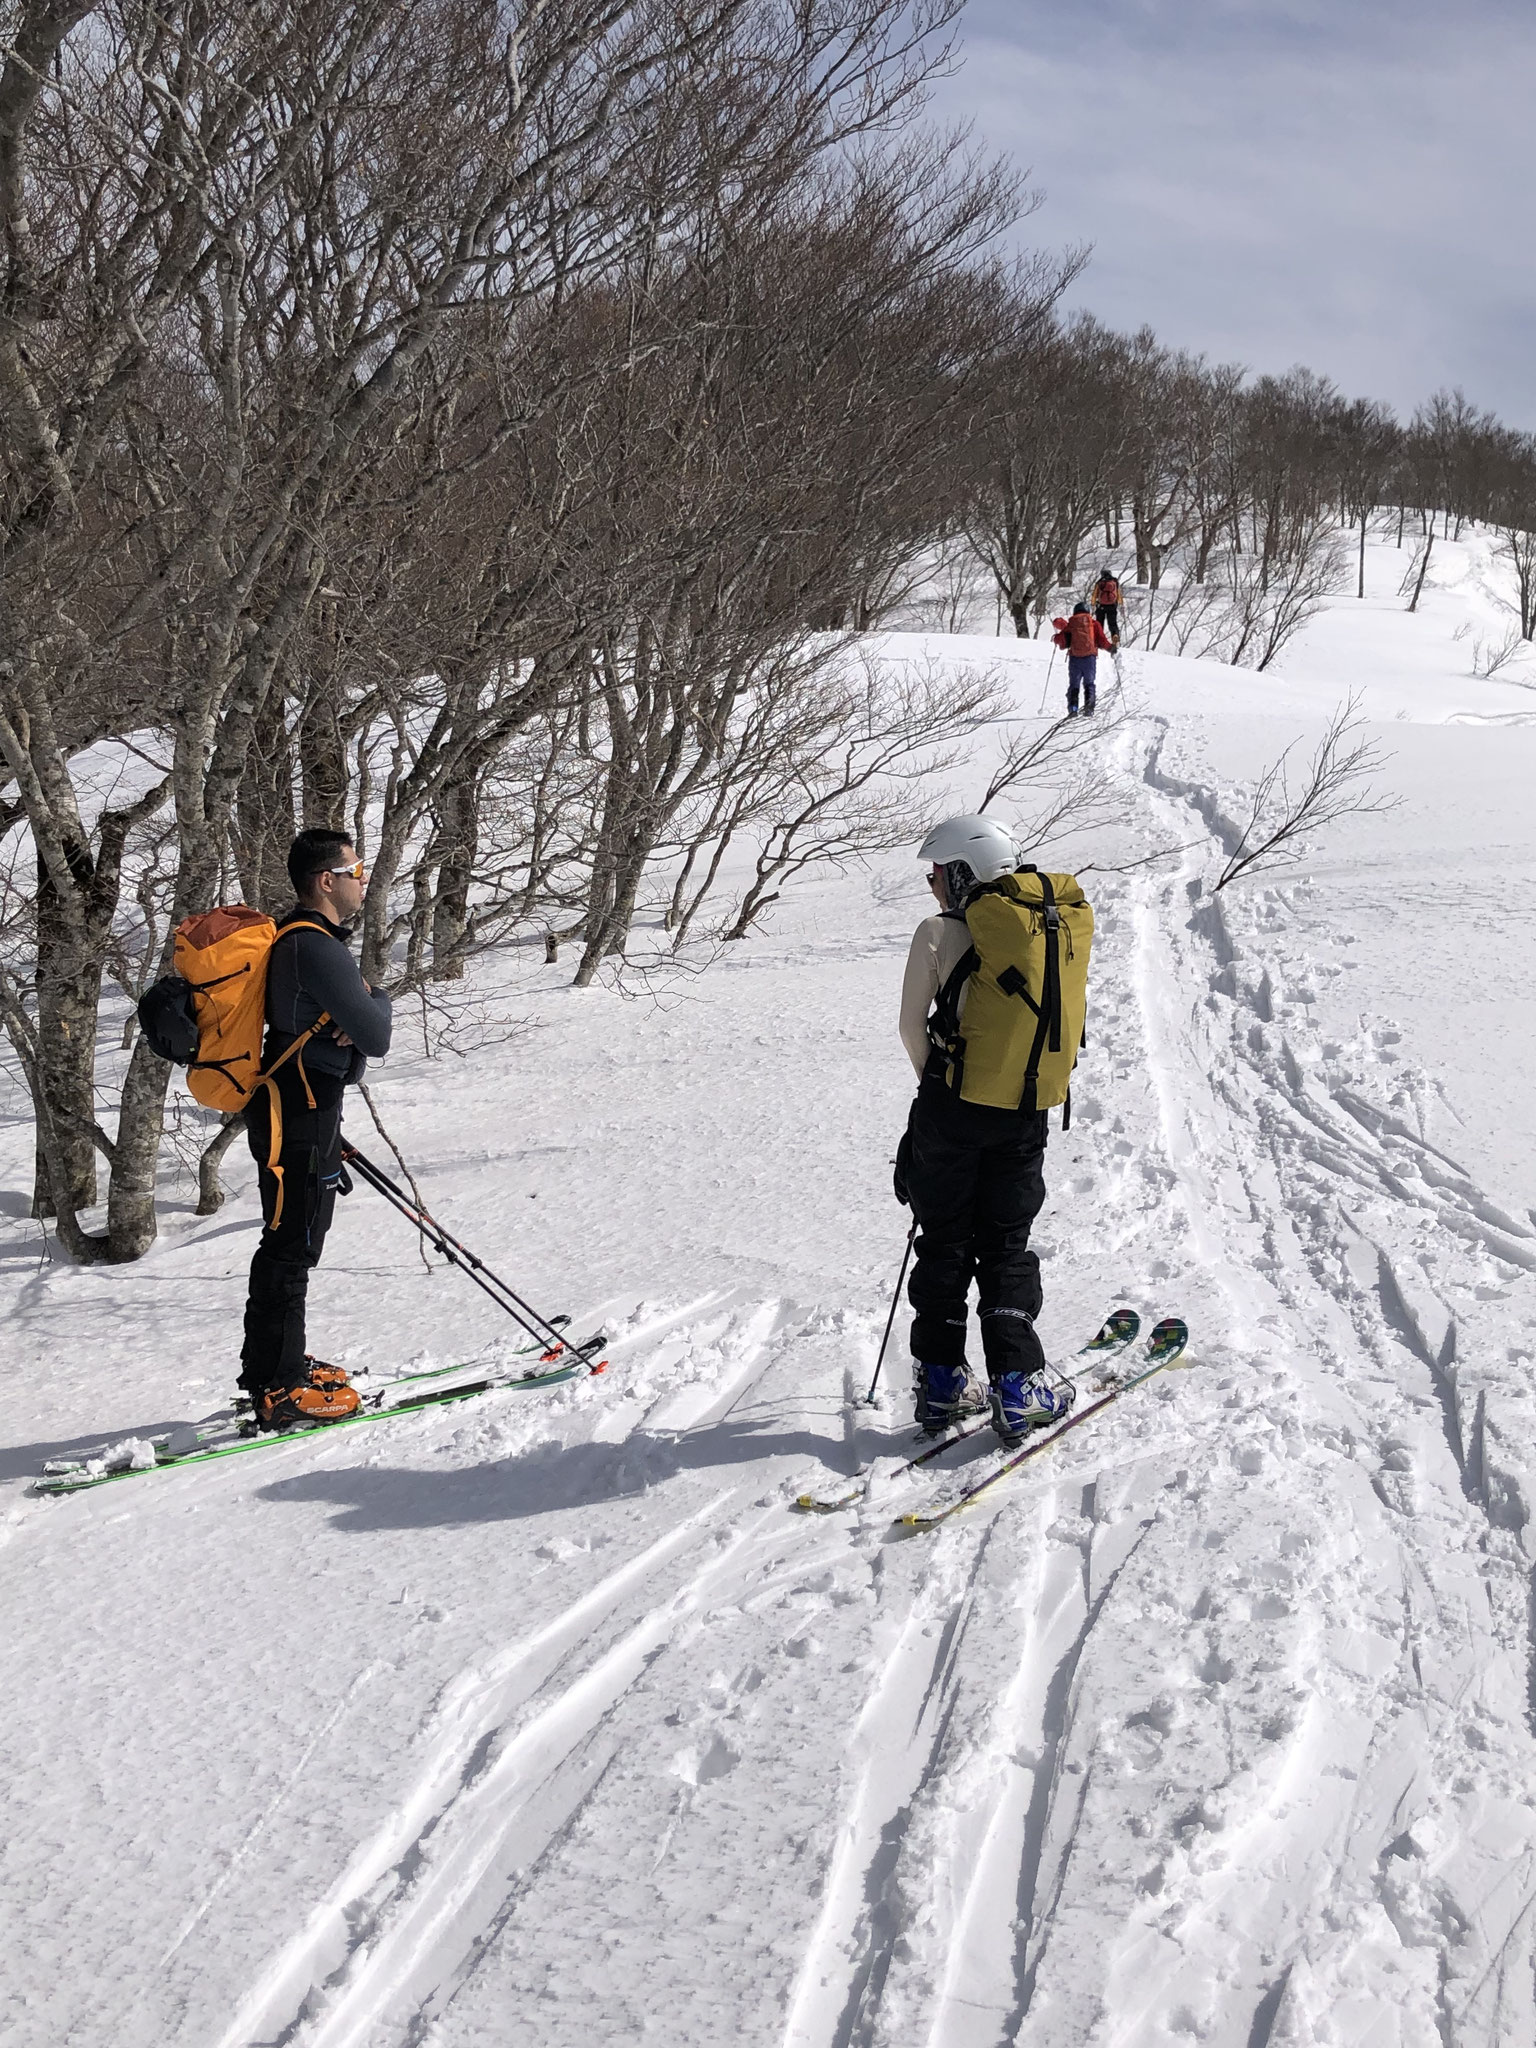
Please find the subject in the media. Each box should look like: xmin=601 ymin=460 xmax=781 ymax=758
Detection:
xmin=31 ymin=848 xmax=101 ymax=1216
xmin=430 ymin=767 xmax=479 ymax=980
xmin=1131 ymin=495 xmax=1153 ymax=585
xmin=1358 ymin=511 xmax=1367 ymax=599
xmin=197 ymin=1115 xmax=244 ymax=1213
xmin=359 ymin=795 xmax=415 ymax=984
xmin=300 ymin=688 xmax=350 ymax=828
xmin=575 ymin=833 xmax=649 ymax=985
xmin=104 ymin=1037 xmax=174 ymax=1261
xmin=235 ymin=684 xmax=298 ymax=911
xmin=1407 ymin=532 xmax=1434 ymax=613
xmin=404 ymin=856 xmax=434 ymax=985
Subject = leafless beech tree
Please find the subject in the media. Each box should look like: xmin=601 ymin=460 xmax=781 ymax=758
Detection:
xmin=0 ymin=0 xmax=976 ymax=1258
xmin=1214 ymin=697 xmax=1399 ymax=892
xmin=962 ymin=306 xmax=1122 ymax=638
xmin=716 ymin=657 xmax=997 ymax=941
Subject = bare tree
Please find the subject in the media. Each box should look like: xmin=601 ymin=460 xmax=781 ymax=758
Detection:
xmin=1404 ymin=533 xmax=1435 ymax=612
xmin=1462 ymin=625 xmax=1528 ymax=679
xmin=1223 ymin=511 xmax=1348 ymax=671
xmin=0 ymin=0 xmax=980 ymax=1259
xmin=976 ymin=699 xmax=1119 ymax=812
xmin=1214 ymin=697 xmax=1398 ymax=892
xmin=1487 ymin=434 xmax=1536 ymax=639
xmin=718 ymin=656 xmax=997 ymax=940
xmin=1495 ymin=524 xmax=1536 ymax=641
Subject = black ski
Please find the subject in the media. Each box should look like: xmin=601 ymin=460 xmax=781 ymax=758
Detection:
xmin=793 ymin=1308 xmax=1141 ymax=1514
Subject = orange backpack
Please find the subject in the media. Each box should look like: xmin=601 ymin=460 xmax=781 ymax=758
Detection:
xmin=140 ymin=908 xmax=334 ymax=1225
xmin=169 ymin=907 xmax=331 ymax=1110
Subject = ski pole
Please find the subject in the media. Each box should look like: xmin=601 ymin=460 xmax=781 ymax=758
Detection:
xmin=860 ymin=1221 xmax=917 ymax=1407
xmin=1037 ymin=643 xmax=1057 ymax=716
xmin=340 ymin=1143 xmax=578 ymax=1360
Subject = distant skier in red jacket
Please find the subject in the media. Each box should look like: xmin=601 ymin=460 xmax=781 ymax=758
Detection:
xmin=1051 ymin=604 xmax=1113 ymax=716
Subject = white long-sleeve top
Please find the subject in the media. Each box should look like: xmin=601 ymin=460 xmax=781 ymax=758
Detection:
xmin=899 ymin=911 xmax=973 ymax=1076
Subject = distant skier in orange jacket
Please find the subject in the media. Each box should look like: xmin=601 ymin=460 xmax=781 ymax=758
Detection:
xmin=1051 ymin=604 xmax=1113 ymax=717
xmin=1092 ymin=570 xmax=1122 ymax=645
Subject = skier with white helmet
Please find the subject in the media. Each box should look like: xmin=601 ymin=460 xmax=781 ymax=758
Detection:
xmin=896 ymin=813 xmax=1093 ymax=1444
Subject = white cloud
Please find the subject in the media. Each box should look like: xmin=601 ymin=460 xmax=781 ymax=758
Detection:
xmin=933 ymin=0 xmax=1536 ymax=424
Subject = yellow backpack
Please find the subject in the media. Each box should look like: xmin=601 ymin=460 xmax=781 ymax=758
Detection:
xmin=927 ymin=869 xmax=1093 ymax=1116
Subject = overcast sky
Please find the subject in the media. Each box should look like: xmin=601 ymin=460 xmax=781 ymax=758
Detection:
xmin=931 ymin=0 xmax=1536 ymax=428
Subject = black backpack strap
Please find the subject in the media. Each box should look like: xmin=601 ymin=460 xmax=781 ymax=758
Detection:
xmin=928 ymin=944 xmax=979 ymax=1094
xmin=1019 ymin=873 xmax=1062 ymax=1112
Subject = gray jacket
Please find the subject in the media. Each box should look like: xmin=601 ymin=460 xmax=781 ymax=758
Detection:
xmin=263 ymin=906 xmax=393 ymax=1086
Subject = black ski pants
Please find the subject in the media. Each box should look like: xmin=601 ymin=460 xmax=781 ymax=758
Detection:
xmin=1095 ymin=602 xmax=1119 ymax=639
xmin=902 ymin=1078 xmax=1048 ymax=1379
xmin=240 ymin=1072 xmax=346 ymax=1394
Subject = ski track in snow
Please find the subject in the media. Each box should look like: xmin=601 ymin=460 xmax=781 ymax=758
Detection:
xmin=376 ymin=740 xmax=1536 ymax=2048
xmin=9 ymin=616 xmax=1536 ymax=2046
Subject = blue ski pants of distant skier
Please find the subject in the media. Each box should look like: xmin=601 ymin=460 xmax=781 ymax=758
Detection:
xmin=902 ymin=1078 xmax=1048 ymax=1381
xmin=1067 ymin=654 xmax=1098 ymax=713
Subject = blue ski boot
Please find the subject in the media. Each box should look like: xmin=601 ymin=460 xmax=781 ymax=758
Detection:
xmin=989 ymin=1370 xmax=1075 ymax=1446
xmin=913 ymin=1361 xmax=988 ymax=1437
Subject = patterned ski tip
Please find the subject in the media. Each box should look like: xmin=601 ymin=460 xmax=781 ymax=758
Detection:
xmin=1145 ymin=1315 xmax=1189 ymax=1363
xmin=1083 ymin=1307 xmax=1140 ymax=1351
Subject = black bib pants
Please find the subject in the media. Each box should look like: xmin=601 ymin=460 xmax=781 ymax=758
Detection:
xmin=902 ymin=1073 xmax=1048 ymax=1380
xmin=239 ymin=1066 xmax=345 ymax=1395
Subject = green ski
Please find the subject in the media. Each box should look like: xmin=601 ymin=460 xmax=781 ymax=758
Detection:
xmin=34 ymin=1344 xmax=605 ymax=1497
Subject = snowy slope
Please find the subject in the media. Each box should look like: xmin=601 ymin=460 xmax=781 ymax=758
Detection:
xmin=4 ymin=530 xmax=1536 ymax=2048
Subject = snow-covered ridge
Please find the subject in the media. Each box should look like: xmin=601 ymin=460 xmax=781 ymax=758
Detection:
xmin=3 ymin=533 xmax=1535 ymax=2046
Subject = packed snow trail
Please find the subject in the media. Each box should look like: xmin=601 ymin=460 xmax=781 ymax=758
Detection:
xmin=7 ymin=583 xmax=1536 ymax=2046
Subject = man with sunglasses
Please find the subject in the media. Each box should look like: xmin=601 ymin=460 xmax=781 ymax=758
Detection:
xmin=240 ymin=829 xmax=393 ymax=1430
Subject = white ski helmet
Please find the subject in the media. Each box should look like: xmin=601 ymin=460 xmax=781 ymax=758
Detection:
xmin=918 ymin=813 xmax=1018 ymax=885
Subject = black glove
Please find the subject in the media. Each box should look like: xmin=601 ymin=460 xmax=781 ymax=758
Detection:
xmin=893 ymin=1128 xmax=912 ymax=1208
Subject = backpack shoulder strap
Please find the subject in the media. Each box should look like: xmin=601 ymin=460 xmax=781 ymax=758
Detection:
xmin=1019 ymin=871 xmax=1062 ymax=1111
xmin=928 ymin=942 xmax=978 ymax=1055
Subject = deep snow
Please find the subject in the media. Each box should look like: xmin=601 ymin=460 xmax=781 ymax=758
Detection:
xmin=4 ymin=527 xmax=1536 ymax=2047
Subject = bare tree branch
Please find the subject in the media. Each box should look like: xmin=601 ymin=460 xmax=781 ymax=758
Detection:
xmin=1214 ymin=695 xmax=1399 ymax=892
